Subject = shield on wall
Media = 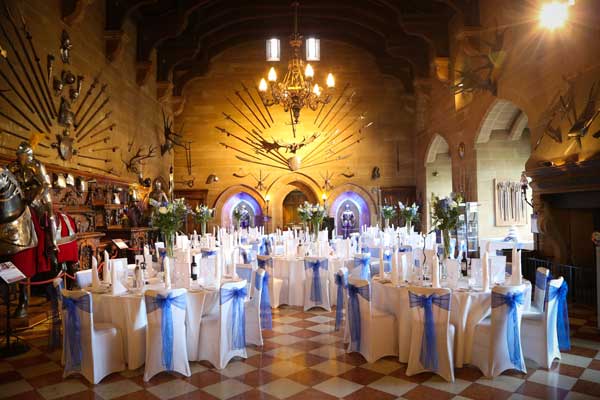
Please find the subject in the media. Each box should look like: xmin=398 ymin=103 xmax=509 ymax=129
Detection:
xmin=57 ymin=134 xmax=75 ymax=160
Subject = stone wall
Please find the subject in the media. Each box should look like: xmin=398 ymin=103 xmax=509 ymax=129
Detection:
xmin=174 ymin=39 xmax=415 ymax=228
xmin=476 ymin=131 xmax=532 ymax=240
xmin=0 ymin=0 xmax=171 ymax=182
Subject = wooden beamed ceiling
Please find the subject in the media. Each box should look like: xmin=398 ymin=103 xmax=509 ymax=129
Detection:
xmin=99 ymin=0 xmax=479 ymax=94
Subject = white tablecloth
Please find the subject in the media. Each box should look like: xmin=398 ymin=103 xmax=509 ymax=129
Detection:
xmin=91 ymin=284 xmax=218 ymax=369
xmin=271 ymin=256 xmax=348 ymax=307
xmin=371 ymin=279 xmax=532 ymax=367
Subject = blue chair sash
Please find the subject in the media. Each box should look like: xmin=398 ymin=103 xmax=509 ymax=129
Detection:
xmin=384 ymin=251 xmax=392 ymax=272
xmin=408 ymin=292 xmax=451 ymax=371
xmin=257 ymin=257 xmax=271 ymax=269
xmin=305 ymin=259 xmax=328 ymax=304
xmin=347 ymin=283 xmax=370 ymax=352
xmin=546 ymin=281 xmax=570 ymax=351
xmin=334 ymin=271 xmax=348 ymax=331
xmin=220 ymin=286 xmax=248 ymax=350
xmin=145 ymin=292 xmax=187 ymax=371
xmin=354 ymin=256 xmax=371 ymax=280
xmin=202 ymin=249 xmax=217 ymax=257
xmin=62 ymin=294 xmax=91 ymax=372
xmin=535 ymin=270 xmax=550 ymax=291
xmin=492 ymin=290 xmax=525 ymax=370
xmin=259 ymin=238 xmax=271 ymax=256
xmin=398 ymin=246 xmax=412 ymax=253
xmin=254 ymin=270 xmax=272 ymax=329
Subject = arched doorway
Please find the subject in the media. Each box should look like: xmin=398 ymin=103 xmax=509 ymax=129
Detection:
xmin=328 ymin=190 xmax=371 ymax=236
xmin=219 ymin=192 xmax=263 ymax=228
xmin=282 ymin=190 xmax=309 ymax=228
xmin=425 ymin=134 xmax=453 ymax=229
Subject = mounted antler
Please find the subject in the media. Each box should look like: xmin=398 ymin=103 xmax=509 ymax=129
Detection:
xmin=161 ymin=109 xmax=185 ymax=155
xmin=123 ymin=144 xmax=157 ymax=174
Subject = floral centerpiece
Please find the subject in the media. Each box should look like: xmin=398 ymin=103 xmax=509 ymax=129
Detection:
xmin=399 ymin=202 xmax=420 ymax=233
xmin=151 ymin=198 xmax=188 ymax=257
xmin=430 ymin=193 xmax=463 ymax=259
xmin=298 ymin=201 xmax=327 ymax=234
xmin=194 ymin=204 xmax=214 ymax=236
xmin=232 ymin=206 xmax=244 ymax=229
xmin=380 ymin=204 xmax=396 ymax=228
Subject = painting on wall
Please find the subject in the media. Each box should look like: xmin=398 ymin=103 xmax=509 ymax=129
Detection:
xmin=494 ymin=179 xmax=528 ymax=226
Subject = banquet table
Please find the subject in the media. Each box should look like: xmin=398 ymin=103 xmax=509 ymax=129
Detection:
xmin=271 ymin=256 xmax=348 ymax=307
xmin=90 ymin=283 xmax=219 ymax=369
xmin=371 ymin=278 xmax=532 ymax=367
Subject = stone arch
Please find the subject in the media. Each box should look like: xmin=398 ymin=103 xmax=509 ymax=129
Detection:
xmin=425 ymin=133 xmax=450 ymax=165
xmin=267 ymin=172 xmax=321 ymax=230
xmin=327 ymin=183 xmax=377 ymax=223
xmin=212 ymin=185 xmax=265 ymax=228
xmin=475 ymin=99 xmax=525 ymax=144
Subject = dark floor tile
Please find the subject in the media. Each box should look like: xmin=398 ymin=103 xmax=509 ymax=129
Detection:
xmin=338 ymin=367 xmax=385 ymax=385
xmin=343 ymin=386 xmax=396 ymax=400
xmin=459 ymin=382 xmax=512 ymax=400
xmin=516 ymin=380 xmax=569 ymax=400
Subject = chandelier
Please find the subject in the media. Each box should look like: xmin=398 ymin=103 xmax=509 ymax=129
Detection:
xmin=258 ymin=2 xmax=335 ymax=124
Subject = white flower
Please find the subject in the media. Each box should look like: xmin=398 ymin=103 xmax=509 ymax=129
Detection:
xmin=158 ymin=206 xmax=168 ymax=214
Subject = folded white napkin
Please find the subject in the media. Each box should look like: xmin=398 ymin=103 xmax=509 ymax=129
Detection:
xmin=482 ymin=252 xmax=490 ymax=292
xmin=391 ymin=246 xmax=399 ymax=285
xmin=431 ymin=253 xmax=440 ymax=288
xmin=91 ymin=256 xmax=102 ymax=290
xmin=103 ymin=250 xmax=111 ymax=285
xmin=510 ymin=248 xmax=523 ymax=285
xmin=111 ymin=258 xmax=128 ymax=295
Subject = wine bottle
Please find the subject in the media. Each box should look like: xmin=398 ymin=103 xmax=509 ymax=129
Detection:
xmin=191 ymin=258 xmax=198 ymax=281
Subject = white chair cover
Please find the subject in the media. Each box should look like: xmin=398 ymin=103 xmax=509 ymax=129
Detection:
xmin=303 ymin=257 xmax=331 ymax=311
xmin=198 ymin=280 xmax=248 ymax=369
xmin=346 ymin=278 xmax=397 ymax=363
xmin=144 ymin=288 xmax=190 ymax=381
xmin=521 ymin=277 xmax=565 ymax=368
xmin=489 ymin=255 xmax=507 ymax=284
xmin=258 ymin=255 xmax=285 ymax=308
xmin=75 ymin=269 xmax=92 ymax=289
xmin=236 ymin=263 xmax=255 ymax=297
xmin=61 ymin=290 xmax=125 ymax=384
xmin=471 ymin=284 xmax=527 ymax=377
xmin=245 ymin=269 xmax=266 ymax=346
xmin=406 ymin=286 xmax=455 ymax=382
xmin=350 ymin=253 xmax=371 ymax=280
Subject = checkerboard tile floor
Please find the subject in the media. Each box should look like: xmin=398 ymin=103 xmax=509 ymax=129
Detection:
xmin=1 ymin=305 xmax=599 ymax=399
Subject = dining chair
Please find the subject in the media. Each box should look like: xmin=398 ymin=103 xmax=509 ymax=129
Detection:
xmin=303 ymin=257 xmax=331 ymax=311
xmin=144 ymin=288 xmax=190 ymax=381
xmin=198 ymin=280 xmax=248 ymax=369
xmin=471 ymin=284 xmax=527 ymax=377
xmin=346 ymin=278 xmax=397 ymax=363
xmin=61 ymin=290 xmax=125 ymax=384
xmin=246 ymin=268 xmax=267 ymax=346
xmin=75 ymin=269 xmax=92 ymax=289
xmin=334 ymin=267 xmax=349 ymax=342
xmin=406 ymin=286 xmax=455 ymax=382
xmin=523 ymin=267 xmax=551 ymax=319
xmin=521 ymin=276 xmax=570 ymax=368
xmin=236 ymin=263 xmax=255 ymax=297
xmin=350 ymin=253 xmax=371 ymax=280
xmin=258 ymin=255 xmax=285 ymax=308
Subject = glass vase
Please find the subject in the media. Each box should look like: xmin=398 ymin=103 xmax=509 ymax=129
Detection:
xmin=442 ymin=229 xmax=451 ymax=260
xmin=384 ymin=218 xmax=390 ymax=229
xmin=406 ymin=220 xmax=412 ymax=234
xmin=200 ymin=220 xmax=207 ymax=236
xmin=164 ymin=231 xmax=175 ymax=258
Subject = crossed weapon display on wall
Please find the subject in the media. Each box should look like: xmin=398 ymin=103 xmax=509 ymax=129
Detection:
xmin=0 ymin=2 xmax=118 ymax=176
xmin=216 ymin=81 xmax=373 ymax=172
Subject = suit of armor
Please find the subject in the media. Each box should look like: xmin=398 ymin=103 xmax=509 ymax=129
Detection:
xmin=6 ymin=143 xmax=58 ymax=254
xmin=341 ymin=204 xmax=356 ymax=239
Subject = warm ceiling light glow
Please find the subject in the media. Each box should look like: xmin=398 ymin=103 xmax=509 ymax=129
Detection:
xmin=305 ymin=63 xmax=314 ymax=78
xmin=268 ymin=67 xmax=277 ymax=82
xmin=266 ymin=38 xmax=280 ymax=61
xmin=265 ymin=193 xmax=271 ymax=202
xmin=321 ymin=193 xmax=327 ymax=201
xmin=259 ymin=78 xmax=268 ymax=91
xmin=326 ymin=73 xmax=335 ymax=88
xmin=539 ymin=1 xmax=569 ymax=29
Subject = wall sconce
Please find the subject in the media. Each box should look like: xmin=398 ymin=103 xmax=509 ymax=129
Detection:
xmin=265 ymin=193 xmax=271 ymax=215
xmin=520 ymin=171 xmax=533 ymax=207
xmin=321 ymin=192 xmax=328 ymax=206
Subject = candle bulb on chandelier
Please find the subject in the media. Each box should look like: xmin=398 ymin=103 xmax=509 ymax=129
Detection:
xmin=313 ymin=84 xmax=321 ymax=96
xmin=268 ymin=67 xmax=277 ymax=82
xmin=305 ymin=64 xmax=314 ymax=79
xmin=326 ymin=73 xmax=335 ymax=88
xmin=259 ymin=78 xmax=268 ymax=92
